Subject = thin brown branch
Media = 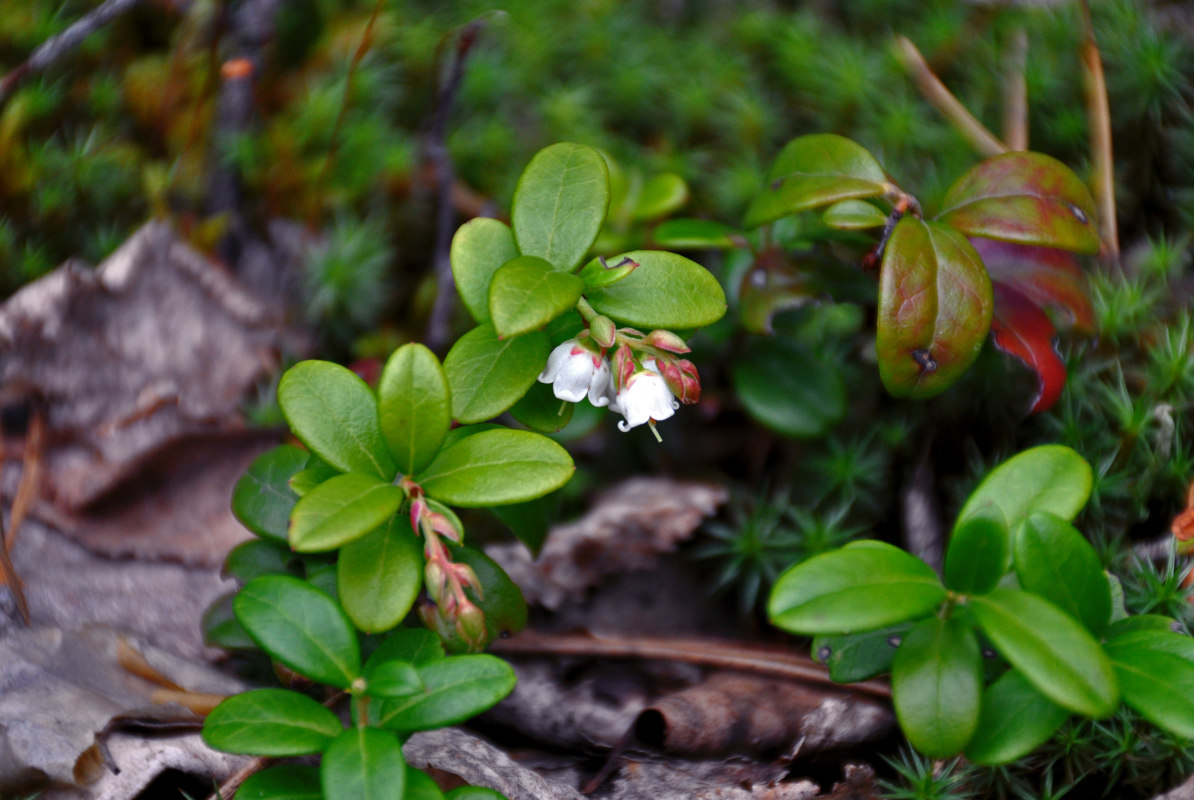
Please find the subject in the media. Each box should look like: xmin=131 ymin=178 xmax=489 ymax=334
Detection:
xmin=490 ymin=630 xmax=893 ymax=700
xmin=1003 ymin=28 xmax=1029 ymax=151
xmin=6 ymin=398 xmax=44 ymax=555
xmin=1078 ymin=0 xmax=1120 ymax=262
xmin=894 ymin=35 xmax=1010 ymax=159
xmin=0 ymin=498 xmax=31 ymax=626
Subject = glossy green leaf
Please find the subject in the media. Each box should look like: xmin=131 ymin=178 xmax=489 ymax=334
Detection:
xmin=1105 ymin=615 xmax=1179 ymax=638
xmin=1105 ymin=630 xmax=1194 ymax=739
xmin=236 ymin=764 xmax=323 ymax=800
xmin=512 ymin=142 xmax=609 ymax=272
xmin=234 ymin=575 xmax=360 ymax=688
xmin=289 ymin=473 xmax=405 ymax=553
xmin=378 ymin=343 xmax=451 ymax=477
xmin=232 ymin=445 xmax=307 ymax=543
xmin=965 ymin=669 xmax=1070 ymax=765
xmin=446 ymin=789 xmax=505 ymax=800
xmin=307 ymin=562 xmax=339 ymax=600
xmin=944 ymin=512 xmax=1009 ymax=595
xmin=443 ymin=543 xmax=529 ymax=652
xmin=419 ymin=428 xmax=573 ymax=507
xmin=202 ymin=592 xmax=256 ymax=650
xmin=278 ymin=361 xmax=396 ymax=479
xmin=363 ymin=658 xmax=423 ymax=698
xmin=892 ymin=615 xmax=982 ymax=757
xmin=509 ymin=380 xmax=574 ymax=433
xmin=443 ymin=325 xmax=550 ymax=424
xmin=632 ymin=172 xmax=688 ymax=221
xmin=732 ymin=336 xmax=846 ymax=438
xmin=488 ymin=255 xmax=584 ymax=339
xmin=970 ymin=589 xmax=1117 ymax=717
xmin=769 ymin=540 xmax=946 ymax=634
xmin=289 ymin=453 xmax=340 ymax=497
xmin=224 ymin=540 xmax=292 ymax=583
xmin=876 ymin=217 xmax=993 ymax=399
xmin=372 ymin=654 xmax=517 ymax=732
xmin=585 ymin=250 xmax=727 ymax=329
xmin=812 ymin=622 xmax=914 ymax=682
xmin=822 ymin=199 xmax=887 ymax=230
xmin=321 ymin=727 xmax=405 ymax=800
xmin=491 ymin=495 xmax=553 ymax=555
xmin=937 ymin=151 xmax=1100 ymax=254
xmin=1013 ymin=512 xmax=1111 ymax=635
xmin=338 ymin=515 xmax=423 ymax=634
xmin=405 ymin=768 xmax=447 ymax=800
xmin=367 ymin=628 xmax=446 ymax=669
xmin=202 ymin=689 xmax=341 ymax=756
xmin=451 ymin=217 xmax=519 ymax=324
xmin=744 ymin=134 xmax=888 ymax=229
xmin=955 ymin=445 xmax=1092 ymax=537
xmin=652 ymin=218 xmax=740 ymax=250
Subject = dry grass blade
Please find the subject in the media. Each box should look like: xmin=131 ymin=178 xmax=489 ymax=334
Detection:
xmin=1078 ymin=0 xmax=1119 ymax=262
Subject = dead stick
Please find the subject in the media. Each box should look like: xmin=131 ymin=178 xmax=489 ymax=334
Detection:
xmin=6 ymin=398 xmax=44 ymax=554
xmin=491 ymin=631 xmax=892 ymax=700
xmin=0 ymin=497 xmax=31 ymax=625
xmin=1002 ymin=28 xmax=1028 ymax=151
xmin=1078 ymin=0 xmax=1119 ymax=262
xmin=893 ymin=35 xmax=1009 ymax=159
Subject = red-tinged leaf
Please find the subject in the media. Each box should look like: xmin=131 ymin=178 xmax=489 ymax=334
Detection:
xmin=877 ymin=217 xmax=994 ymax=399
xmin=971 ymin=238 xmax=1095 ymax=334
xmin=990 ymin=284 xmax=1066 ymax=415
xmin=938 ymin=152 xmax=1099 ymax=255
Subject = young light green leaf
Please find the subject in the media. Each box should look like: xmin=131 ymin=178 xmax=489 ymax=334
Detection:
xmin=732 ymin=335 xmax=846 ymax=438
xmin=338 ymin=515 xmax=423 ymax=633
xmin=822 ymin=199 xmax=887 ymax=230
xmin=289 ymin=473 xmax=405 ymax=553
xmin=372 ymin=654 xmax=517 ymax=732
xmin=232 ymin=445 xmax=307 ymax=543
xmin=651 ymin=218 xmax=740 ymax=250
xmin=955 ymin=445 xmax=1092 ymax=536
xmin=768 ymin=540 xmax=946 ymax=634
xmin=813 ymin=622 xmax=914 ymax=683
xmin=1105 ymin=629 xmax=1194 ymax=739
xmin=202 ymin=689 xmax=341 ymax=756
xmin=488 ymin=255 xmax=584 ymax=339
xmin=234 ymin=575 xmax=361 ymax=688
xmin=236 ymin=764 xmax=323 ymax=800
xmin=367 ymin=628 xmax=446 ymax=669
xmin=970 ymin=588 xmax=1118 ymax=717
xmin=442 ymin=325 xmax=550 ymax=424
xmin=419 ymin=428 xmax=573 ymax=507
xmin=278 ymin=360 xmax=396 ymax=479
xmin=363 ymin=658 xmax=423 ymax=698
xmin=378 ymin=343 xmax=451 ymax=476
xmin=632 ymin=172 xmax=688 ymax=221
xmin=892 ymin=615 xmax=983 ymax=757
xmin=512 ymin=142 xmax=609 ymax=271
xmin=876 ymin=217 xmax=993 ymax=399
xmin=1013 ymin=512 xmax=1111 ymax=635
xmin=451 ymin=217 xmax=519 ymax=324
xmin=584 ymin=250 xmax=727 ymax=329
xmin=937 ymin=151 xmax=1100 ymax=254
xmin=744 ymin=134 xmax=888 ymax=229
xmin=321 ymin=727 xmax=405 ymax=800
xmin=944 ymin=512 xmax=1009 ymax=595
xmin=964 ymin=669 xmax=1069 ymax=765
xmin=223 ymin=540 xmax=292 ymax=583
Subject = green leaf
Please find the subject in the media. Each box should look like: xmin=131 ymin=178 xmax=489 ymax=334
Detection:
xmin=202 ymin=689 xmax=341 ymax=756
xmin=363 ymin=658 xmax=423 ymax=698
xmin=632 ymin=172 xmax=688 ymax=221
xmin=509 ymin=380 xmax=575 ymax=433
xmin=234 ymin=575 xmax=361 ymax=688
xmin=970 ymin=589 xmax=1117 ymax=717
xmin=944 ymin=513 xmax=1009 ymax=595
xmin=732 ymin=335 xmax=846 ymax=438
xmin=278 ymin=361 xmax=396 ymax=479
xmin=368 ymin=628 xmax=446 ymax=668
xmin=585 ymin=250 xmax=727 ymax=329
xmin=236 ymin=764 xmax=323 ymax=800
xmin=1013 ymin=512 xmax=1111 ymax=636
xmin=511 ymin=142 xmax=609 ymax=272
xmin=378 ymin=343 xmax=451 ymax=476
xmin=451 ymin=218 xmax=519 ymax=324
xmin=876 ymin=217 xmax=994 ymax=399
xmin=768 ymin=540 xmax=946 ymax=634
xmin=488 ymin=255 xmax=584 ymax=339
xmin=1105 ymin=615 xmax=1178 ymax=638
xmin=446 ymin=789 xmax=506 ymax=800
xmin=232 ymin=445 xmax=307 ymax=543
xmin=290 ymin=453 xmax=341 ymax=497
xmin=202 ymin=593 xmax=257 ymax=650
xmin=822 ymin=199 xmax=887 ymax=230
xmin=1105 ymin=630 xmax=1194 ymax=739
xmin=892 ymin=615 xmax=982 ymax=757
xmin=321 ymin=727 xmax=405 ymax=800
xmin=744 ymin=134 xmax=888 ymax=229
xmin=443 ymin=543 xmax=529 ymax=652
xmin=419 ymin=428 xmax=573 ymax=507
xmin=338 ymin=515 xmax=423 ymax=634
xmin=224 ymin=540 xmax=292 ymax=583
xmin=652 ymin=218 xmax=740 ymax=250
xmin=372 ymin=654 xmax=517 ymax=732
xmin=491 ymin=495 xmax=554 ymax=555
xmin=812 ymin=622 xmax=914 ymax=682
xmin=937 ymin=151 xmax=1100 ymax=254
xmin=405 ymin=767 xmax=447 ymax=800
xmin=955 ymin=445 xmax=1092 ymax=537
xmin=442 ymin=325 xmax=550 ymax=424
xmin=965 ymin=669 xmax=1069 ymax=765
xmin=289 ymin=473 xmax=405 ymax=553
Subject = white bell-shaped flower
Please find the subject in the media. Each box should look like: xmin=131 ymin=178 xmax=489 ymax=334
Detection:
xmin=538 ymin=340 xmax=607 ymax=404
xmin=611 ymin=360 xmax=679 ymax=432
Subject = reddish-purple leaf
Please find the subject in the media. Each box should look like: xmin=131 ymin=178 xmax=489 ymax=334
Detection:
xmin=990 ymin=283 xmax=1066 ymax=414
xmin=937 ymin=152 xmax=1099 ymax=255
xmin=970 ymin=238 xmax=1095 ymax=334
xmin=877 ymin=218 xmax=994 ymax=399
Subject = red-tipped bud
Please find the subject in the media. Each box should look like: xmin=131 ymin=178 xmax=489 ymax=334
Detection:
xmin=658 ymin=358 xmax=701 ymax=404
xmin=451 ymin=562 xmax=483 ymax=597
xmin=613 ymin=343 xmax=636 ymax=390
xmin=644 ymin=329 xmax=690 ymax=354
xmin=590 ymin=315 xmax=617 ymax=349
xmin=455 ymin=600 xmax=488 ymax=652
xmin=409 ymin=498 xmax=426 ymax=535
xmin=424 ymin=559 xmax=447 ymax=603
xmin=425 ymin=511 xmax=463 ymax=543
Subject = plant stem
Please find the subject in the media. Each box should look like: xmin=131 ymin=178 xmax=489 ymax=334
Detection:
xmin=1002 ymin=28 xmax=1029 ymax=151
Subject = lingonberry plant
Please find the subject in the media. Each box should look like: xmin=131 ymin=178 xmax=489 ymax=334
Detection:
xmin=200 ymin=142 xmax=727 ymax=798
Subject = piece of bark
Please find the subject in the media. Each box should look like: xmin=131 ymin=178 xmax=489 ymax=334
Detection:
xmin=607 ymin=757 xmax=817 ymax=800
xmin=403 ymin=728 xmax=585 ymax=800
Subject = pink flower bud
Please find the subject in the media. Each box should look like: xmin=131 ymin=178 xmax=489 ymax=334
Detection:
xmin=455 ymin=600 xmax=488 ymax=652
xmin=643 ymin=329 xmax=691 ymax=354
xmin=590 ymin=315 xmax=617 ymax=349
xmin=612 ymin=344 xmax=636 ymax=390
